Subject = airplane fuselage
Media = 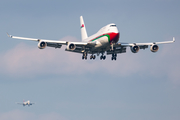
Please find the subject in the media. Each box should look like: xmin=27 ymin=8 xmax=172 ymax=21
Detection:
xmin=83 ymin=23 xmax=119 ymax=51
xmin=23 ymin=100 xmax=32 ymax=106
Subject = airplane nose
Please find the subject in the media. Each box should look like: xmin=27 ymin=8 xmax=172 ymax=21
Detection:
xmin=114 ymin=33 xmax=120 ymax=43
xmin=109 ymin=32 xmax=120 ymax=44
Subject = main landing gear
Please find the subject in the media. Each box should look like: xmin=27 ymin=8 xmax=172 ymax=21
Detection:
xmin=100 ymin=55 xmax=106 ymax=60
xmin=82 ymin=52 xmax=87 ymax=60
xmin=82 ymin=52 xmax=117 ymax=60
xmin=90 ymin=55 xmax=96 ymax=60
xmin=100 ymin=53 xmax=106 ymax=60
xmin=111 ymin=53 xmax=117 ymax=60
xmin=82 ymin=52 xmax=96 ymax=60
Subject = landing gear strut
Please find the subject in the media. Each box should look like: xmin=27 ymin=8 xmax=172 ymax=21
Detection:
xmin=111 ymin=53 xmax=117 ymax=60
xmin=82 ymin=52 xmax=87 ymax=60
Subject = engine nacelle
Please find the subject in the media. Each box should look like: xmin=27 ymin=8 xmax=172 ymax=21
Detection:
xmin=67 ymin=43 xmax=76 ymax=51
xmin=150 ymin=44 xmax=159 ymax=52
xmin=130 ymin=45 xmax=140 ymax=53
xmin=38 ymin=41 xmax=47 ymax=49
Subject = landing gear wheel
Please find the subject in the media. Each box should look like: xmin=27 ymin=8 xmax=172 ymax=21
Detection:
xmin=93 ymin=55 xmax=96 ymax=59
xmin=90 ymin=55 xmax=96 ymax=60
xmin=90 ymin=55 xmax=93 ymax=59
xmin=111 ymin=53 xmax=117 ymax=61
xmin=100 ymin=55 xmax=106 ymax=60
xmin=103 ymin=56 xmax=106 ymax=60
xmin=100 ymin=56 xmax=103 ymax=60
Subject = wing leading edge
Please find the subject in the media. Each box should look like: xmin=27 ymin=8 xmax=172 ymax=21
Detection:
xmin=120 ymin=37 xmax=175 ymax=46
xmin=7 ymin=33 xmax=88 ymax=48
xmin=112 ymin=37 xmax=175 ymax=54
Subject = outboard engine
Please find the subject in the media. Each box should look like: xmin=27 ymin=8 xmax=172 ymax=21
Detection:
xmin=150 ymin=44 xmax=159 ymax=52
xmin=130 ymin=45 xmax=140 ymax=53
xmin=67 ymin=42 xmax=76 ymax=51
xmin=38 ymin=41 xmax=47 ymax=49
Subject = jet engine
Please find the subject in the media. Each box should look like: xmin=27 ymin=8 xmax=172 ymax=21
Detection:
xmin=38 ymin=41 xmax=47 ymax=49
xmin=130 ymin=45 xmax=140 ymax=53
xmin=150 ymin=44 xmax=159 ymax=52
xmin=67 ymin=42 xmax=76 ymax=51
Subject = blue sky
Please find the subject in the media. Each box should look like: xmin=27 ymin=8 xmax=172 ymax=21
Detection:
xmin=0 ymin=0 xmax=180 ymax=120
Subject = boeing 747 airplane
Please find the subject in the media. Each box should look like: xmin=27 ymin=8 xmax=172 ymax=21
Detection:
xmin=7 ymin=16 xmax=175 ymax=60
xmin=16 ymin=100 xmax=35 ymax=106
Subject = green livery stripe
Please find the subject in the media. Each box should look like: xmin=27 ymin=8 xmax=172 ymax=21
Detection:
xmin=91 ymin=34 xmax=110 ymax=43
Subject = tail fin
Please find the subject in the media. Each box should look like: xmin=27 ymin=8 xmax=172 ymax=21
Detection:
xmin=80 ymin=16 xmax=88 ymax=41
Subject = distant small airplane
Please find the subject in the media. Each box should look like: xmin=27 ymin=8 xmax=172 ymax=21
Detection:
xmin=16 ymin=100 xmax=35 ymax=106
xmin=7 ymin=16 xmax=175 ymax=60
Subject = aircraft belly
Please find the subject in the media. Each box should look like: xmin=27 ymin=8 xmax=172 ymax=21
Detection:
xmin=93 ymin=36 xmax=109 ymax=50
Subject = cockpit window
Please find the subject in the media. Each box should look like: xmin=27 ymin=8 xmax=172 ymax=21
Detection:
xmin=110 ymin=25 xmax=116 ymax=27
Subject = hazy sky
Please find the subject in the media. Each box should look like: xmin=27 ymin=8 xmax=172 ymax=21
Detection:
xmin=0 ymin=0 xmax=180 ymax=120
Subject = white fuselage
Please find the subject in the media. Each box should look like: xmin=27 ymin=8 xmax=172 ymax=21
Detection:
xmin=23 ymin=100 xmax=31 ymax=106
xmin=83 ymin=23 xmax=120 ymax=51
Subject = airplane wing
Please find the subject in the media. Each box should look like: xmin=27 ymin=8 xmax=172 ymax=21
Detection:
xmin=120 ymin=37 xmax=175 ymax=46
xmin=107 ymin=37 xmax=175 ymax=55
xmin=7 ymin=33 xmax=96 ymax=53
xmin=8 ymin=33 xmax=175 ymax=55
xmin=7 ymin=33 xmax=85 ymax=45
xmin=16 ymin=103 xmax=24 ymax=105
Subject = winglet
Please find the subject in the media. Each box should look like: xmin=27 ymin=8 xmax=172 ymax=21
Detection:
xmin=7 ymin=33 xmax=12 ymax=38
xmin=173 ymin=37 xmax=175 ymax=42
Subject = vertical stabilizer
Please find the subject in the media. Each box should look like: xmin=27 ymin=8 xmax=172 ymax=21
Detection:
xmin=80 ymin=16 xmax=88 ymax=41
